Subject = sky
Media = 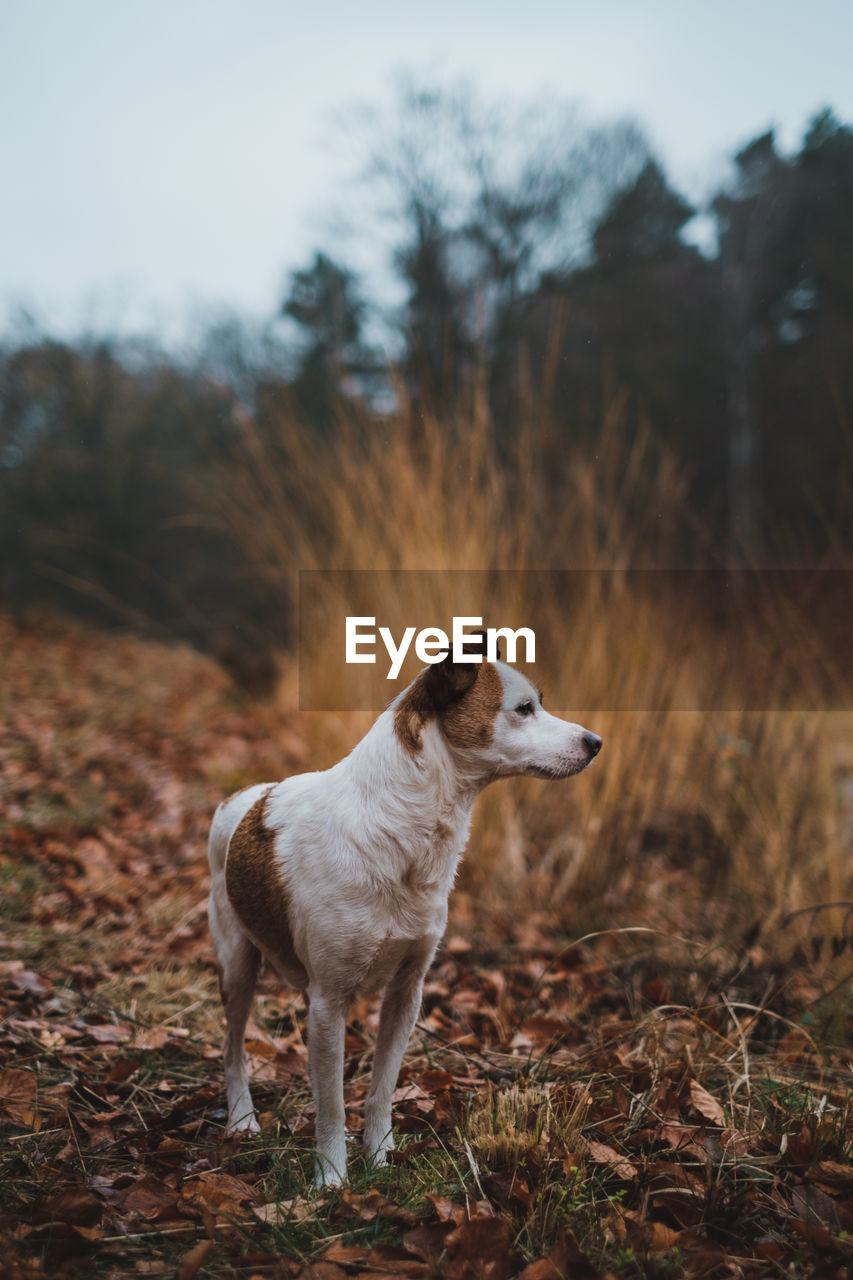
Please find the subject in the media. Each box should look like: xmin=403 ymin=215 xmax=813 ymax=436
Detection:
xmin=2 ymin=0 xmax=852 ymax=346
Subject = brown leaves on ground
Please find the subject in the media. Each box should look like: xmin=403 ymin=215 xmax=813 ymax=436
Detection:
xmin=1 ymin=616 xmax=852 ymax=1279
xmin=324 ymin=1198 xmax=518 ymax=1280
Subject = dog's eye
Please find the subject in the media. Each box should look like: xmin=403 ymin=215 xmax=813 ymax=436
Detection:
xmin=516 ymin=701 xmax=535 ymax=717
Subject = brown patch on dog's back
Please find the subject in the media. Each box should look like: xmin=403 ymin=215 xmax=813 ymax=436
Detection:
xmin=225 ymin=789 xmax=308 ymax=987
xmin=394 ymin=661 xmax=503 ymax=754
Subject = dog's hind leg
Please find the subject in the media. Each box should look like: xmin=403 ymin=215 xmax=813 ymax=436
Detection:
xmin=221 ymin=936 xmax=262 ymax=1134
xmin=210 ymin=883 xmax=262 ymax=1134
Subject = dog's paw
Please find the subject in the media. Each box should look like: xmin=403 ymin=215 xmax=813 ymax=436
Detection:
xmin=226 ymin=1112 xmax=260 ymax=1136
xmin=364 ymin=1129 xmax=395 ymax=1164
xmin=314 ymin=1157 xmax=346 ymax=1190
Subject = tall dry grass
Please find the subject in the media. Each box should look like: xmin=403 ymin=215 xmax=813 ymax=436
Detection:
xmin=206 ymin=386 xmax=852 ymax=942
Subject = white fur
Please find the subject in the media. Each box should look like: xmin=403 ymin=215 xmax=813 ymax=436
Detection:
xmin=207 ymin=658 xmax=601 ymax=1187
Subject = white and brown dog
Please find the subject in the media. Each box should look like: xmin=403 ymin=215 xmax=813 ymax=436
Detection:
xmin=208 ymin=641 xmax=601 ymax=1185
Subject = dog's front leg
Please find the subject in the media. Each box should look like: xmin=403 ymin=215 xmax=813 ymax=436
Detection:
xmin=364 ymin=946 xmax=434 ymax=1163
xmin=308 ymin=991 xmax=347 ymax=1187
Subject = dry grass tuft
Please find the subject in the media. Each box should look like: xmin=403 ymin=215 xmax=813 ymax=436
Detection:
xmin=464 ymin=1082 xmax=551 ymax=1171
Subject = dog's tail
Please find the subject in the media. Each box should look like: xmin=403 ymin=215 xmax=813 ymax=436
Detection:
xmin=207 ymin=783 xmax=274 ymax=876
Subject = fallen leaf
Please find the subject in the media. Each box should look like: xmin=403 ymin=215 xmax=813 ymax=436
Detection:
xmin=444 ymin=1213 xmax=517 ymax=1280
xmin=418 ymin=1068 xmax=455 ymax=1092
xmin=658 ymin=1122 xmax=708 ymax=1160
xmin=120 ymin=1176 xmax=181 ymax=1219
xmin=10 ymin=969 xmax=52 ymax=997
xmin=244 ymin=1037 xmax=276 ymax=1057
xmin=587 ymin=1140 xmax=638 ymax=1180
xmin=177 ymin=1240 xmax=212 ymax=1280
xmin=363 ymin=1244 xmax=430 ymax=1276
xmin=688 ymin=1080 xmax=725 ymax=1126
xmin=44 ymin=1186 xmax=102 ymax=1227
xmin=104 ymin=1057 xmax=141 ymax=1083
xmin=754 ymin=1237 xmax=788 ymax=1262
xmin=0 ymin=1068 xmax=39 ymax=1127
xmin=84 ymin=1023 xmax=132 ymax=1044
xmin=335 ymin=1188 xmax=417 ymax=1227
xmin=254 ymin=1195 xmax=318 ymax=1224
xmin=789 ymin=1184 xmax=844 ymax=1236
xmin=518 ymin=1226 xmax=598 ymax=1280
xmin=647 ymin=1220 xmax=681 ymax=1251
xmin=178 ymin=1171 xmax=258 ymax=1219
xmin=815 ymin=1159 xmax=853 ymax=1189
xmin=402 ymin=1221 xmax=456 ymax=1262
xmin=720 ymin=1127 xmax=752 ymax=1157
xmin=133 ymin=1027 xmax=171 ymax=1051
xmin=71 ymin=1224 xmax=103 ymax=1240
xmin=517 ymin=1261 xmax=563 ymax=1280
xmin=426 ymin=1193 xmax=464 ymax=1223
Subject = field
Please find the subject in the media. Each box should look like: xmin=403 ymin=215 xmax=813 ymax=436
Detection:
xmin=1 ymin=611 xmax=851 ymax=1280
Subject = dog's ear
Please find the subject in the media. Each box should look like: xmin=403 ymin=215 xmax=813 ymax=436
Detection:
xmin=423 ymin=629 xmax=498 ymax=709
xmin=424 ymin=651 xmax=478 ymax=709
xmin=466 ymin=629 xmax=501 ymax=662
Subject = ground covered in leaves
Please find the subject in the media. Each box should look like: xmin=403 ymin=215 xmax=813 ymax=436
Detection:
xmin=1 ymin=615 xmax=851 ymax=1279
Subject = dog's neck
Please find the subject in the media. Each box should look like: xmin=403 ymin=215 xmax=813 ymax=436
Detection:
xmin=335 ymin=706 xmax=488 ymax=884
xmin=356 ymin=704 xmax=487 ymax=801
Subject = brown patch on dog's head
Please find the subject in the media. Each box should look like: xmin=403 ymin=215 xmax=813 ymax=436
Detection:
xmin=394 ymin=632 xmax=503 ymax=754
xmin=225 ymin=789 xmax=308 ymax=986
xmin=439 ymin=660 xmax=502 ymax=750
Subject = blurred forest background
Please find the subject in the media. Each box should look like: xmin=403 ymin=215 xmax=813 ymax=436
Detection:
xmin=2 ymin=87 xmax=852 ymax=676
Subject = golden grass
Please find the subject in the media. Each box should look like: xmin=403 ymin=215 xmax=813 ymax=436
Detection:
xmin=207 ymin=386 xmax=853 ymax=942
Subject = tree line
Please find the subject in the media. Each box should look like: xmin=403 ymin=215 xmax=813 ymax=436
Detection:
xmin=1 ymin=85 xmax=851 ymax=681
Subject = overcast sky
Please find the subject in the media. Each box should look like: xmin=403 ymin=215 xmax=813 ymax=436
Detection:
xmin=2 ymin=0 xmax=852 ymax=345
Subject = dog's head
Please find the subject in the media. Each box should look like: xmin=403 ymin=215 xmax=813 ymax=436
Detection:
xmin=394 ymin=635 xmax=601 ymax=781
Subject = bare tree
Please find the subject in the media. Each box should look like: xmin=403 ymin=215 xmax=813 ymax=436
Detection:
xmin=348 ymin=78 xmax=650 ymax=403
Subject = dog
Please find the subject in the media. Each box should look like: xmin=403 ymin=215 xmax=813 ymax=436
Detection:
xmin=207 ymin=639 xmax=602 ymax=1186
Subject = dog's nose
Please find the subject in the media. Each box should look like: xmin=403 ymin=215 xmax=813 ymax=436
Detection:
xmin=582 ymin=731 xmax=602 ymax=757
